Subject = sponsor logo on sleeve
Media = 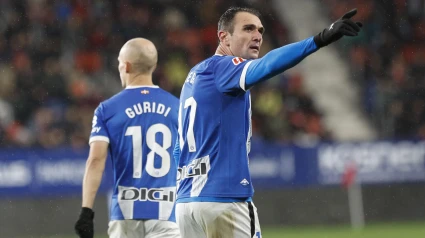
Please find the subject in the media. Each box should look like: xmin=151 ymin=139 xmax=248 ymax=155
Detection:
xmin=232 ymin=57 xmax=246 ymax=65
xmin=91 ymin=115 xmax=101 ymax=133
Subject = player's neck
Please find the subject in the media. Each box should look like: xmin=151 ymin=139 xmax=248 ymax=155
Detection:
xmin=215 ymin=44 xmax=233 ymax=56
xmin=126 ymin=75 xmax=154 ymax=87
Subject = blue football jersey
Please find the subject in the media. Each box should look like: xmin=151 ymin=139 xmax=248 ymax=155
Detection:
xmin=89 ymin=85 xmax=179 ymax=221
xmin=177 ymin=55 xmax=254 ymax=202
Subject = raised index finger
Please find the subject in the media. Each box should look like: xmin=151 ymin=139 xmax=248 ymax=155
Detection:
xmin=341 ymin=8 xmax=357 ymax=19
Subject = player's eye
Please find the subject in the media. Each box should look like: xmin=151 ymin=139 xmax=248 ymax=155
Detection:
xmin=259 ymin=28 xmax=265 ymax=35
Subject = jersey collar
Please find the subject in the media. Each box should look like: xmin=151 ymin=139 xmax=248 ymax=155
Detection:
xmin=125 ymin=85 xmax=159 ymax=89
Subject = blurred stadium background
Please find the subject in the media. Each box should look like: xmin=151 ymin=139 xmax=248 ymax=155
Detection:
xmin=1 ymin=0 xmax=425 ymax=237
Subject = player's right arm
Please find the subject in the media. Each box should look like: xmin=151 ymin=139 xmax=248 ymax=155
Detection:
xmin=82 ymin=141 xmax=108 ymax=209
xmin=82 ymin=104 xmax=111 ymax=208
xmin=75 ymin=141 xmax=108 ymax=238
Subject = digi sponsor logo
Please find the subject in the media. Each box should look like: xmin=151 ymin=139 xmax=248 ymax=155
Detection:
xmin=120 ymin=187 xmax=175 ymax=202
xmin=232 ymin=57 xmax=246 ymax=65
xmin=177 ymin=162 xmax=208 ymax=181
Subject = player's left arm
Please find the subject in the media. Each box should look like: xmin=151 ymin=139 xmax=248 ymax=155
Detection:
xmin=244 ymin=37 xmax=318 ymax=89
xmin=245 ymin=8 xmax=362 ymax=89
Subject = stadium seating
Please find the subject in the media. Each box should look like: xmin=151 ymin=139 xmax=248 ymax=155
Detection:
xmin=0 ymin=0 xmax=327 ymax=147
xmin=324 ymin=0 xmax=425 ymax=139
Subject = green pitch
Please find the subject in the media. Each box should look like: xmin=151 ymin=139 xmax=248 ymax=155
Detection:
xmin=262 ymin=222 xmax=425 ymax=238
xmin=38 ymin=221 xmax=425 ymax=238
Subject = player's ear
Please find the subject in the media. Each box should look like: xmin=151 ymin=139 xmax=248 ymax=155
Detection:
xmin=125 ymin=62 xmax=131 ymax=73
xmin=218 ymin=30 xmax=230 ymax=46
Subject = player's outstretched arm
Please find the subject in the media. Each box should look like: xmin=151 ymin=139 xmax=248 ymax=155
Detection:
xmin=245 ymin=8 xmax=362 ymax=89
xmin=245 ymin=36 xmax=318 ymax=88
xmin=75 ymin=141 xmax=108 ymax=238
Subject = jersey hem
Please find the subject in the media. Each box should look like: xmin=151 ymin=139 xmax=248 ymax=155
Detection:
xmin=176 ymin=196 xmax=252 ymax=203
xmin=177 ymin=193 xmax=253 ymax=199
xmin=110 ymin=216 xmax=176 ymax=222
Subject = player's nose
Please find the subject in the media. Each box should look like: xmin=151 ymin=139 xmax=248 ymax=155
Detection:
xmin=252 ymin=30 xmax=262 ymax=42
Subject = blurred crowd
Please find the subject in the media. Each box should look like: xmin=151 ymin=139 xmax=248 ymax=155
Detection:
xmin=324 ymin=0 xmax=425 ymax=139
xmin=0 ymin=0 xmax=329 ymax=148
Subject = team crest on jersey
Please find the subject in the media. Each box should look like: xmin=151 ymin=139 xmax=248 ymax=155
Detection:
xmin=232 ymin=57 xmax=246 ymax=65
xmin=141 ymin=90 xmax=149 ymax=94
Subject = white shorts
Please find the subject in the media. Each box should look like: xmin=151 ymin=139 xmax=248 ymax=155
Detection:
xmin=108 ymin=219 xmax=180 ymax=238
xmin=176 ymin=201 xmax=261 ymax=238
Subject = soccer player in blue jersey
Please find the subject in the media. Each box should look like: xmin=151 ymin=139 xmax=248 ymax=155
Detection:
xmin=175 ymin=6 xmax=362 ymax=238
xmin=75 ymin=38 xmax=180 ymax=238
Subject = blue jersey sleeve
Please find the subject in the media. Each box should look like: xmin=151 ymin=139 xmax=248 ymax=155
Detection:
xmin=245 ymin=36 xmax=319 ymax=89
xmin=213 ymin=56 xmax=252 ymax=93
xmin=89 ymin=103 xmax=110 ymax=144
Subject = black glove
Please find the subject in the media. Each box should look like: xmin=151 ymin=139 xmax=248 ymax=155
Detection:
xmin=314 ymin=9 xmax=363 ymax=47
xmin=75 ymin=207 xmax=95 ymax=238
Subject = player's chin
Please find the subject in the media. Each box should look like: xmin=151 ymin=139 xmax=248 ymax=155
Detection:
xmin=248 ymin=49 xmax=260 ymax=59
xmin=249 ymin=52 xmax=259 ymax=59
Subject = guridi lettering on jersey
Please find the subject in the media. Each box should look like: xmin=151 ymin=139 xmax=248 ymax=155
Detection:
xmin=125 ymin=102 xmax=171 ymax=118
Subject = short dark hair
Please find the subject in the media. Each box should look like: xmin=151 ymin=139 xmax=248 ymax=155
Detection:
xmin=218 ymin=7 xmax=261 ymax=34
